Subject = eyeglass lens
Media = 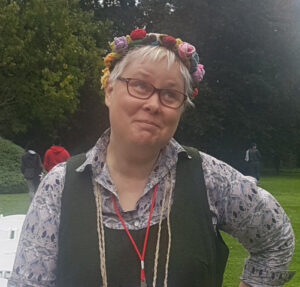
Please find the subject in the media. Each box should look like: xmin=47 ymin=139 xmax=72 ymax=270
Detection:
xmin=127 ymin=79 xmax=185 ymax=108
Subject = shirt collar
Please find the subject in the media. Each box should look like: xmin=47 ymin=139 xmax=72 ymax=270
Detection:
xmin=76 ymin=128 xmax=110 ymax=173
xmin=76 ymin=128 xmax=187 ymax=177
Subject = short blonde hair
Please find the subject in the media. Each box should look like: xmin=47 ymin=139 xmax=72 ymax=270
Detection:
xmin=108 ymin=45 xmax=194 ymax=109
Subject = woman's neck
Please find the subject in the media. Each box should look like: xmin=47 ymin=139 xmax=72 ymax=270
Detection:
xmin=106 ymin=137 xmax=161 ymax=211
xmin=106 ymin=139 xmax=160 ymax=180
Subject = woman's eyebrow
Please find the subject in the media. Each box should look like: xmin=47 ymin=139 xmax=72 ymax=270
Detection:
xmin=127 ymin=70 xmax=182 ymax=90
xmin=162 ymin=81 xmax=183 ymax=90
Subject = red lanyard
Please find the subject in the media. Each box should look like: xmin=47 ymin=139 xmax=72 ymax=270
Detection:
xmin=112 ymin=184 xmax=159 ymax=285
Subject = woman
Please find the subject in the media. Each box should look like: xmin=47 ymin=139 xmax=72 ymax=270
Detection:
xmin=9 ymin=29 xmax=294 ymax=287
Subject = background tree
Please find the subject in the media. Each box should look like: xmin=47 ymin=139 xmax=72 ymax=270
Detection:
xmin=1 ymin=0 xmax=299 ymax=171
xmin=80 ymin=0 xmax=142 ymax=36
xmin=142 ymin=0 xmax=300 ymax=170
xmin=0 ymin=0 xmax=111 ymax=152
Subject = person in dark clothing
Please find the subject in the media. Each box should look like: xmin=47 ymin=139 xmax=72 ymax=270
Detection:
xmin=43 ymin=138 xmax=70 ymax=172
xmin=245 ymin=143 xmax=262 ymax=180
xmin=21 ymin=147 xmax=43 ymax=202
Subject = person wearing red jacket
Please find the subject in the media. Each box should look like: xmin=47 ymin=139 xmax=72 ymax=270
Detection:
xmin=43 ymin=139 xmax=70 ymax=172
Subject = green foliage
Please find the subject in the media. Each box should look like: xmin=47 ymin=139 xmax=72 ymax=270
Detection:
xmin=0 ymin=0 xmax=111 ymax=139
xmin=176 ymin=82 xmax=226 ymax=152
xmin=132 ymin=0 xmax=300 ymax=169
xmin=200 ymin=0 xmax=300 ymax=168
xmin=0 ymin=193 xmax=30 ymax=215
xmin=1 ymin=0 xmax=300 ymax=169
xmin=89 ymin=0 xmax=141 ymax=36
xmin=0 ymin=137 xmax=27 ymax=194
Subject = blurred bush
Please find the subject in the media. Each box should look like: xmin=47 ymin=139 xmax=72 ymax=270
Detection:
xmin=0 ymin=137 xmax=27 ymax=194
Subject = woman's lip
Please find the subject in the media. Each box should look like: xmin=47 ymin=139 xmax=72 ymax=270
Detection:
xmin=135 ymin=120 xmax=160 ymax=128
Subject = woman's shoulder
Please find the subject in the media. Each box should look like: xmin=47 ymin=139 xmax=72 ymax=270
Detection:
xmin=197 ymin=150 xmax=257 ymax=185
xmin=198 ymin=151 xmax=232 ymax=171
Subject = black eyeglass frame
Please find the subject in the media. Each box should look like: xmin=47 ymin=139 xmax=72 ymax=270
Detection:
xmin=117 ymin=77 xmax=187 ymax=109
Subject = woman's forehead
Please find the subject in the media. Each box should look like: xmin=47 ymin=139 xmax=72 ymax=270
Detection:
xmin=124 ymin=58 xmax=183 ymax=86
xmin=124 ymin=57 xmax=181 ymax=74
xmin=129 ymin=48 xmax=177 ymax=67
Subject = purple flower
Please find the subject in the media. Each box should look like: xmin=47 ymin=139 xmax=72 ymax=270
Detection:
xmin=114 ymin=36 xmax=128 ymax=53
xmin=193 ymin=64 xmax=205 ymax=83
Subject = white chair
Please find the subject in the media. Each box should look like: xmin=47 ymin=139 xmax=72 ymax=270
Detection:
xmin=0 ymin=215 xmax=26 ymax=242
xmin=0 ymin=239 xmax=19 ymax=254
xmin=0 ymin=252 xmax=15 ymax=277
xmin=0 ymin=214 xmax=26 ymax=284
xmin=0 ymin=215 xmax=26 ymax=226
xmin=0 ymin=229 xmax=13 ymax=241
xmin=0 ymin=278 xmax=8 ymax=287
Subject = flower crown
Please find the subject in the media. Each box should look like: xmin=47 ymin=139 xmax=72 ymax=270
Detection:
xmin=101 ymin=28 xmax=205 ymax=99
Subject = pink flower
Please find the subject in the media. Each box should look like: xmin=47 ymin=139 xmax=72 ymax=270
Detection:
xmin=114 ymin=36 xmax=128 ymax=53
xmin=193 ymin=64 xmax=205 ymax=83
xmin=178 ymin=42 xmax=196 ymax=60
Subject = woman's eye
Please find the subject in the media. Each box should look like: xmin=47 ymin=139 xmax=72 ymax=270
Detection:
xmin=132 ymin=80 xmax=150 ymax=92
xmin=163 ymin=90 xmax=177 ymax=101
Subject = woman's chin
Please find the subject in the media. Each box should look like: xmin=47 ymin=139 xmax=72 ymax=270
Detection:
xmin=129 ymin=133 xmax=162 ymax=149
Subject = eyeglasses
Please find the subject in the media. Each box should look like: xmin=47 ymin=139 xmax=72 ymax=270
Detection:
xmin=117 ymin=77 xmax=187 ymax=109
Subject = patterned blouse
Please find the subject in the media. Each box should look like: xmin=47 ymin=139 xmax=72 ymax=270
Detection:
xmin=8 ymin=130 xmax=295 ymax=287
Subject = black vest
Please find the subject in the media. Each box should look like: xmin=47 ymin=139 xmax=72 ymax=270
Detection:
xmin=57 ymin=147 xmax=229 ymax=286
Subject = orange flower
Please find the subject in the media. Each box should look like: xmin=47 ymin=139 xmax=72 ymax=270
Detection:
xmin=101 ymin=67 xmax=110 ymax=89
xmin=104 ymin=53 xmax=117 ymax=68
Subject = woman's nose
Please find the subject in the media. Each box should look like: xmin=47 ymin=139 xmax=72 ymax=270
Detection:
xmin=143 ymin=91 xmax=161 ymax=113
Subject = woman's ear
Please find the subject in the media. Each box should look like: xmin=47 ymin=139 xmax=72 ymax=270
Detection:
xmin=105 ymin=82 xmax=113 ymax=108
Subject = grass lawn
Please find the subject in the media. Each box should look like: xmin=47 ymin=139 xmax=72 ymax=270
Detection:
xmin=0 ymin=173 xmax=299 ymax=286
xmin=222 ymin=173 xmax=300 ymax=286
xmin=0 ymin=193 xmax=30 ymax=215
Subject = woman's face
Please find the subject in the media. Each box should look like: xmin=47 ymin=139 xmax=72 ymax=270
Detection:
xmin=105 ymin=57 xmax=184 ymax=150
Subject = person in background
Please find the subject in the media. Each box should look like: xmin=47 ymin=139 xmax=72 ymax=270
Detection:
xmin=9 ymin=29 xmax=294 ymax=287
xmin=21 ymin=145 xmax=43 ymax=202
xmin=43 ymin=138 xmax=70 ymax=172
xmin=245 ymin=143 xmax=262 ymax=180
